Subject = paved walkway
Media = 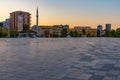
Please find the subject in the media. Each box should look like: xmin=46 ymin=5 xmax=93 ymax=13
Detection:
xmin=0 ymin=38 xmax=120 ymax=80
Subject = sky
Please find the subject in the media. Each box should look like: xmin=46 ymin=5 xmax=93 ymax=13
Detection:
xmin=0 ymin=0 xmax=120 ymax=29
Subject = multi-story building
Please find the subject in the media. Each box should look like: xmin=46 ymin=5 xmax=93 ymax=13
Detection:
xmin=105 ymin=24 xmax=111 ymax=36
xmin=90 ymin=28 xmax=97 ymax=37
xmin=53 ymin=25 xmax=69 ymax=37
xmin=0 ymin=22 xmax=4 ymax=28
xmin=32 ymin=25 xmax=53 ymax=37
xmin=10 ymin=11 xmax=31 ymax=32
xmin=32 ymin=25 xmax=69 ymax=37
xmin=74 ymin=26 xmax=97 ymax=37
xmin=0 ymin=18 xmax=10 ymax=29
xmin=39 ymin=26 xmax=53 ymax=37
xmin=106 ymin=24 xmax=111 ymax=31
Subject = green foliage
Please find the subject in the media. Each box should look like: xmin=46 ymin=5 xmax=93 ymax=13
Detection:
xmin=61 ymin=29 xmax=68 ymax=37
xmin=109 ymin=30 xmax=116 ymax=37
xmin=23 ymin=24 xmax=30 ymax=33
xmin=0 ymin=27 xmax=9 ymax=38
xmin=0 ymin=26 xmax=2 ymax=37
xmin=0 ymin=27 xmax=19 ymax=38
xmin=69 ymin=31 xmax=80 ymax=37
xmin=69 ymin=31 xmax=74 ymax=37
xmin=105 ymin=30 xmax=111 ymax=37
xmin=10 ymin=29 xmax=14 ymax=37
xmin=74 ymin=31 xmax=78 ymax=37
xmin=116 ymin=28 xmax=120 ymax=37
xmin=10 ymin=29 xmax=19 ymax=38
xmin=2 ymin=28 xmax=8 ymax=37
xmin=104 ymin=28 xmax=120 ymax=37
xmin=86 ymin=33 xmax=91 ymax=37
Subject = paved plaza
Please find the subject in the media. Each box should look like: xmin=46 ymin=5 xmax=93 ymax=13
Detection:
xmin=0 ymin=38 xmax=120 ymax=80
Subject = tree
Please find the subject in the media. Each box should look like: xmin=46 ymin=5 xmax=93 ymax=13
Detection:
xmin=105 ymin=29 xmax=111 ymax=37
xmin=74 ymin=31 xmax=79 ymax=37
xmin=69 ymin=31 xmax=79 ymax=37
xmin=97 ymin=30 xmax=101 ymax=37
xmin=23 ymin=24 xmax=30 ymax=33
xmin=10 ymin=29 xmax=14 ymax=37
xmin=14 ymin=29 xmax=19 ymax=37
xmin=10 ymin=29 xmax=19 ymax=38
xmin=109 ymin=30 xmax=116 ymax=37
xmin=86 ymin=33 xmax=91 ymax=37
xmin=116 ymin=28 xmax=120 ymax=37
xmin=69 ymin=31 xmax=74 ymax=37
xmin=0 ymin=26 xmax=2 ymax=37
xmin=61 ymin=29 xmax=68 ymax=37
xmin=2 ymin=28 xmax=8 ymax=37
xmin=82 ymin=29 xmax=86 ymax=35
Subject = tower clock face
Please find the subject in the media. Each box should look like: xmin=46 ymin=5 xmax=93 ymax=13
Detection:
xmin=18 ymin=15 xmax=23 ymax=23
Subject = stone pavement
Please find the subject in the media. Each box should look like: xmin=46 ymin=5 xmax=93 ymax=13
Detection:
xmin=0 ymin=38 xmax=120 ymax=80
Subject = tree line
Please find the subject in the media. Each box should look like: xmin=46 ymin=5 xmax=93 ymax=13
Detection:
xmin=104 ymin=28 xmax=120 ymax=37
xmin=61 ymin=28 xmax=120 ymax=38
xmin=0 ymin=26 xmax=18 ymax=38
xmin=0 ymin=26 xmax=120 ymax=38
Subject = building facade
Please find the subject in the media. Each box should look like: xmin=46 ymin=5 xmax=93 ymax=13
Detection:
xmin=74 ymin=26 xmax=97 ymax=37
xmin=10 ymin=11 xmax=31 ymax=32
xmin=53 ymin=25 xmax=69 ymax=37
xmin=0 ymin=18 xmax=10 ymax=29
xmin=106 ymin=24 xmax=111 ymax=31
xmin=32 ymin=25 xmax=69 ymax=37
xmin=105 ymin=24 xmax=111 ymax=36
xmin=0 ymin=22 xmax=4 ymax=28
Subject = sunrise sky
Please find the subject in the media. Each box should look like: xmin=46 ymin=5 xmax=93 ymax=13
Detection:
xmin=0 ymin=0 xmax=120 ymax=29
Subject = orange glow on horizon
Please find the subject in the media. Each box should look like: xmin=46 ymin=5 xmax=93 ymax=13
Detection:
xmin=0 ymin=0 xmax=120 ymax=30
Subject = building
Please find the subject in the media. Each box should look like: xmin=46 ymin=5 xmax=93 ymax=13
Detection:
xmin=97 ymin=25 xmax=103 ymax=37
xmin=0 ymin=18 xmax=10 ymax=29
xmin=0 ymin=22 xmax=3 ymax=27
xmin=32 ymin=25 xmax=53 ymax=37
xmin=39 ymin=26 xmax=53 ymax=37
xmin=32 ymin=25 xmax=69 ymax=37
xmin=53 ymin=25 xmax=69 ymax=37
xmin=105 ymin=24 xmax=111 ymax=36
xmin=74 ymin=26 xmax=97 ymax=37
xmin=4 ymin=19 xmax=11 ymax=29
xmin=10 ymin=11 xmax=31 ymax=32
xmin=106 ymin=24 xmax=111 ymax=31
